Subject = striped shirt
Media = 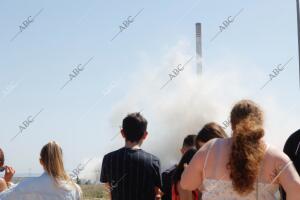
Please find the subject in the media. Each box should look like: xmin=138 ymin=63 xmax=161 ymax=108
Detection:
xmin=100 ymin=147 xmax=161 ymax=200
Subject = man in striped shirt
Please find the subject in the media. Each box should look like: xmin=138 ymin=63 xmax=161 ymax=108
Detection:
xmin=100 ymin=112 xmax=162 ymax=200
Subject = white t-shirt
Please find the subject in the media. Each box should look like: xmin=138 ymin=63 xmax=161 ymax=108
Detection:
xmin=0 ymin=172 xmax=81 ymax=200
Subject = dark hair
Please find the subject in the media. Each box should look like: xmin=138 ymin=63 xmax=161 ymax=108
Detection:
xmin=228 ymin=100 xmax=265 ymax=195
xmin=283 ymin=129 xmax=300 ymax=175
xmin=196 ymin=122 xmax=228 ymax=149
xmin=122 ymin=112 xmax=148 ymax=143
xmin=0 ymin=148 xmax=4 ymax=165
xmin=182 ymin=135 xmax=196 ymax=148
xmin=173 ymin=149 xmax=197 ymax=188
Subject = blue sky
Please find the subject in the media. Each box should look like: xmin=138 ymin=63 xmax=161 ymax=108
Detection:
xmin=0 ymin=0 xmax=299 ymax=175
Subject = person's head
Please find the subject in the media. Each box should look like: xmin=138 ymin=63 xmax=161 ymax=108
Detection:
xmin=173 ymin=149 xmax=197 ymax=186
xmin=0 ymin=148 xmax=4 ymax=167
xmin=196 ymin=122 xmax=228 ymax=150
xmin=181 ymin=135 xmax=196 ymax=154
xmin=40 ymin=141 xmax=69 ymax=182
xmin=228 ymin=100 xmax=265 ymax=195
xmin=40 ymin=141 xmax=82 ymax=195
xmin=121 ymin=112 xmax=148 ymax=144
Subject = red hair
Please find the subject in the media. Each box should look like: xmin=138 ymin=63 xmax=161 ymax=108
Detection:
xmin=228 ymin=100 xmax=265 ymax=195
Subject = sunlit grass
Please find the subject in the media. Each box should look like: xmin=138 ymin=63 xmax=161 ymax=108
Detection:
xmin=81 ymin=184 xmax=109 ymax=200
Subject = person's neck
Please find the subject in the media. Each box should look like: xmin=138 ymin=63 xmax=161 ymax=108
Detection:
xmin=125 ymin=141 xmax=141 ymax=149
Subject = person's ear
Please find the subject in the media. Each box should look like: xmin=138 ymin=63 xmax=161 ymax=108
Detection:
xmin=142 ymin=131 xmax=148 ymax=140
xmin=121 ymin=129 xmax=125 ymax=138
xmin=180 ymin=148 xmax=185 ymax=155
xmin=39 ymin=158 xmax=44 ymax=167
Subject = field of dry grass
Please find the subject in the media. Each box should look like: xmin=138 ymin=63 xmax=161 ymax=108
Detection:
xmin=81 ymin=184 xmax=109 ymax=200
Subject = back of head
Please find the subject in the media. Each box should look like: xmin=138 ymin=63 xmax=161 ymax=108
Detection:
xmin=228 ymin=100 xmax=265 ymax=195
xmin=122 ymin=112 xmax=148 ymax=143
xmin=40 ymin=141 xmax=68 ymax=181
xmin=40 ymin=141 xmax=78 ymax=191
xmin=196 ymin=122 xmax=228 ymax=149
xmin=40 ymin=141 xmax=81 ymax=196
xmin=182 ymin=135 xmax=196 ymax=148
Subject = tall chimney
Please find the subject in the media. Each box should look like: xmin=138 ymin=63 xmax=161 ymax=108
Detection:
xmin=195 ymin=23 xmax=202 ymax=75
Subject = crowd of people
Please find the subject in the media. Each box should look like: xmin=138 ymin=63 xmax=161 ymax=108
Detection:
xmin=0 ymin=99 xmax=300 ymax=200
xmin=100 ymin=100 xmax=300 ymax=200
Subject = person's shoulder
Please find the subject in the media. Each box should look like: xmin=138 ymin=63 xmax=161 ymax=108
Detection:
xmin=163 ymin=165 xmax=176 ymax=174
xmin=17 ymin=175 xmax=46 ymax=188
xmin=200 ymin=137 xmax=225 ymax=152
xmin=140 ymin=149 xmax=159 ymax=160
xmin=267 ymin=145 xmax=291 ymax=165
xmin=0 ymin=178 xmax=7 ymax=191
xmin=284 ymin=130 xmax=300 ymax=148
xmin=192 ymin=138 xmax=228 ymax=168
xmin=103 ymin=148 xmax=124 ymax=159
xmin=0 ymin=178 xmax=5 ymax=184
xmin=138 ymin=150 xmax=160 ymax=166
xmin=287 ymin=129 xmax=300 ymax=141
xmin=162 ymin=165 xmax=176 ymax=178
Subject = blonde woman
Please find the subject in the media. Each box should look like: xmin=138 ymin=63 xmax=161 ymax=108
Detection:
xmin=181 ymin=100 xmax=300 ymax=200
xmin=0 ymin=141 xmax=82 ymax=200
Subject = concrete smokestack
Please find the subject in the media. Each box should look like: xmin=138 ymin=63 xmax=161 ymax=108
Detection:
xmin=195 ymin=23 xmax=202 ymax=75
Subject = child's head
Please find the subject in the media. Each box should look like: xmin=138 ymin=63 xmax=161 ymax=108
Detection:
xmin=181 ymin=135 xmax=196 ymax=154
xmin=121 ymin=112 xmax=148 ymax=143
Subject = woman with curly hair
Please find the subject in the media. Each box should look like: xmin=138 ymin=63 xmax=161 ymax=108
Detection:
xmin=181 ymin=100 xmax=300 ymax=200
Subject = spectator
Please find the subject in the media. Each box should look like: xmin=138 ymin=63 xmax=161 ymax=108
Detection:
xmin=162 ymin=135 xmax=196 ymax=200
xmin=195 ymin=123 xmax=228 ymax=199
xmin=0 ymin=141 xmax=81 ymax=199
xmin=181 ymin=100 xmax=300 ymax=199
xmin=172 ymin=149 xmax=198 ymax=200
xmin=0 ymin=148 xmax=15 ymax=192
xmin=100 ymin=112 xmax=162 ymax=200
xmin=281 ymin=129 xmax=300 ymax=199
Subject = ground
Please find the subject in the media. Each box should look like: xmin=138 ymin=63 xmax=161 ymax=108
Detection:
xmin=81 ymin=184 xmax=109 ymax=200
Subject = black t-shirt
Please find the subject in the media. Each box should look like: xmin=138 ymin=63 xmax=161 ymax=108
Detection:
xmin=281 ymin=130 xmax=300 ymax=200
xmin=100 ymin=147 xmax=162 ymax=200
xmin=283 ymin=130 xmax=300 ymax=174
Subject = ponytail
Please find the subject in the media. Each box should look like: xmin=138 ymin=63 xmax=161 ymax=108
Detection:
xmin=228 ymin=100 xmax=265 ymax=195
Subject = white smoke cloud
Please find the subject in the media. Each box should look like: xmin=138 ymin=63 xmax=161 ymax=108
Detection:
xmin=108 ymin=40 xmax=247 ymax=169
xmin=87 ymin=39 xmax=299 ymax=176
xmin=76 ymin=157 xmax=101 ymax=183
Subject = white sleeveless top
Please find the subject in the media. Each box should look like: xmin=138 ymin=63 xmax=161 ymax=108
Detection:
xmin=201 ymin=140 xmax=292 ymax=200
